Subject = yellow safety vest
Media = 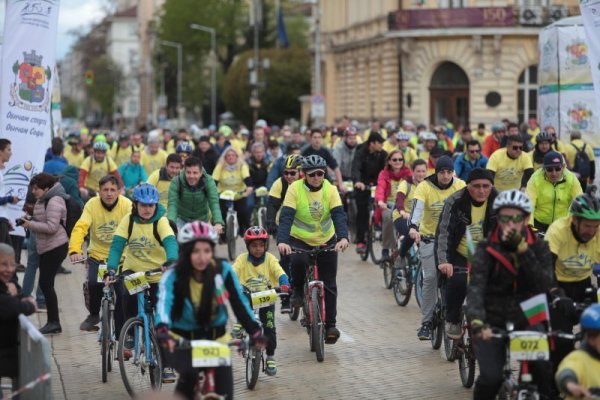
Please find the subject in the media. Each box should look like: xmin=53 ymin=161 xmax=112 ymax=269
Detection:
xmin=290 ymin=179 xmax=334 ymax=242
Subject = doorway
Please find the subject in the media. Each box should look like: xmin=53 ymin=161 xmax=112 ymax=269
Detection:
xmin=429 ymin=62 xmax=470 ymax=127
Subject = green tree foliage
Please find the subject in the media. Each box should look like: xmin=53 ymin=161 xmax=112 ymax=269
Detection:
xmin=222 ymin=48 xmax=310 ymax=126
xmin=86 ymin=56 xmax=123 ymax=118
xmin=61 ymin=96 xmax=79 ymax=119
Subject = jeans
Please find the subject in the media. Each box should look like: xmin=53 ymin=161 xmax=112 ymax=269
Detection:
xmin=21 ymin=232 xmax=45 ymax=305
xmin=38 ymin=243 xmax=68 ymax=323
xmin=86 ymin=258 xmax=105 ymax=316
xmin=419 ymin=241 xmax=437 ymax=324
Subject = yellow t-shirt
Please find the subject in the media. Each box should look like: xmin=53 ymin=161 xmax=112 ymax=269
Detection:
xmin=418 ymin=150 xmax=430 ymax=161
xmin=268 ymin=178 xmax=285 ymax=224
xmin=457 ymin=201 xmax=487 ymax=258
xmin=189 ymin=279 xmax=203 ymax=311
xmin=147 ymin=169 xmax=173 ymax=209
xmin=114 ymin=214 xmax=175 ymax=283
xmin=142 ymin=149 xmax=168 ymax=177
xmin=283 ymin=180 xmax=343 ymax=246
xmin=486 ymin=149 xmax=533 ymax=191
xmin=383 ymin=141 xmax=398 ymax=154
xmin=388 ymin=179 xmax=401 ymax=204
xmin=229 ymin=138 xmax=246 ymax=154
xmin=80 ymin=156 xmax=118 ymax=192
xmin=110 ymin=145 xmax=133 ymax=168
xmin=556 ymin=349 xmax=600 ymax=400
xmin=412 ymin=178 xmax=466 ymax=236
xmin=401 ymin=147 xmax=418 ymax=167
xmin=546 ymin=215 xmax=600 ymax=282
xmin=212 ymin=163 xmax=250 ymax=193
xmin=68 ymin=196 xmax=133 ymax=261
xmin=392 ymin=179 xmax=417 ymax=221
xmin=232 ymin=252 xmax=285 ymax=292
xmin=64 ymin=145 xmax=85 ymax=167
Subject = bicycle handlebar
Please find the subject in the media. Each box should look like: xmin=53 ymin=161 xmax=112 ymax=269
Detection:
xmin=490 ymin=329 xmax=578 ymax=341
xmin=167 ymin=330 xmax=248 ymax=352
xmin=289 ymin=244 xmax=337 ymax=256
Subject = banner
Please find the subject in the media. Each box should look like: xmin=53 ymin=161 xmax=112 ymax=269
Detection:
xmin=580 ymin=0 xmax=600 ymax=118
xmin=0 ymin=0 xmax=60 ymax=230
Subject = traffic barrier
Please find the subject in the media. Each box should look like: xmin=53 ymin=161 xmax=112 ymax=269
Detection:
xmin=18 ymin=315 xmax=52 ymax=400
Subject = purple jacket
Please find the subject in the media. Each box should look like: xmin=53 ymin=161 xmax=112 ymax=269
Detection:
xmin=28 ymin=183 xmax=68 ymax=254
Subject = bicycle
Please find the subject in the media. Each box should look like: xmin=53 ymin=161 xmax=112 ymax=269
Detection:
xmin=96 ymin=263 xmax=116 ymax=384
xmin=455 ymin=305 xmax=475 ymax=388
xmin=291 ymin=244 xmax=336 ymax=362
xmin=366 ymin=186 xmax=383 ymax=265
xmin=220 ymin=190 xmax=243 ymax=261
xmin=391 ymin=241 xmax=422 ymax=307
xmin=252 ymin=186 xmax=269 ymax=229
xmin=117 ymin=268 xmax=164 ymax=397
xmin=430 ymin=272 xmax=447 ymax=355
xmin=341 ymin=181 xmax=357 ymax=244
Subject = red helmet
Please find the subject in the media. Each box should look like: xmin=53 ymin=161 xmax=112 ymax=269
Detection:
xmin=243 ymin=226 xmax=269 ymax=244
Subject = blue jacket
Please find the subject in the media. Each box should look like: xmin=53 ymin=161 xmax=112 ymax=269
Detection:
xmin=266 ymin=157 xmax=285 ymax=189
xmin=43 ymin=156 xmax=68 ymax=175
xmin=454 ymin=153 xmax=488 ymax=181
xmin=118 ymin=162 xmax=148 ymax=189
xmin=155 ymin=261 xmax=260 ymax=335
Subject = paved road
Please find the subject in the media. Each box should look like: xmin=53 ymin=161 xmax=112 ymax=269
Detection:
xmin=12 ymin=240 xmax=473 ymax=400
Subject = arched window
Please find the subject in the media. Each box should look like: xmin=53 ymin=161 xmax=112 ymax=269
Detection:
xmin=518 ymin=66 xmax=538 ymax=124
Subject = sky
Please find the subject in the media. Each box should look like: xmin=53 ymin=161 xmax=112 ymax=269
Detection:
xmin=0 ymin=0 xmax=107 ymax=60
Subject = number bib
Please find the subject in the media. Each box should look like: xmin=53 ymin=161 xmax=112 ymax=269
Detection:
xmin=370 ymin=186 xmax=376 ymax=199
xmin=191 ymin=340 xmax=231 ymax=368
xmin=250 ymin=289 xmax=278 ymax=309
xmin=97 ymin=264 xmax=108 ymax=283
xmin=509 ymin=331 xmax=550 ymax=361
xmin=124 ymin=272 xmax=150 ymax=295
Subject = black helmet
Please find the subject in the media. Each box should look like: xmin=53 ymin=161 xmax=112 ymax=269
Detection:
xmin=536 ymin=131 xmax=552 ymax=143
xmin=301 ymin=154 xmax=327 ymax=171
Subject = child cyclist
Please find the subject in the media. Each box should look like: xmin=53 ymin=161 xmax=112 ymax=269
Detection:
xmin=155 ymin=221 xmax=263 ymax=400
xmin=232 ymin=226 xmax=290 ymax=376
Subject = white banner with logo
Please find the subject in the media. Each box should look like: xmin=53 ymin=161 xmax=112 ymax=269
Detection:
xmin=0 ymin=0 xmax=60 ymax=231
xmin=580 ymin=0 xmax=600 ymax=120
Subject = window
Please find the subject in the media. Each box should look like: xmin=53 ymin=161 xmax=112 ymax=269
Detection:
xmin=517 ymin=65 xmax=538 ymax=124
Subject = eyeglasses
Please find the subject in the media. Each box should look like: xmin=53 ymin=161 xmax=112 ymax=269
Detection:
xmin=511 ymin=145 xmax=523 ymax=151
xmin=283 ymin=170 xmax=298 ymax=176
xmin=468 ymin=149 xmax=480 ymax=153
xmin=469 ymin=183 xmax=492 ymax=190
xmin=307 ymin=170 xmax=325 ymax=178
xmin=390 ymin=158 xmax=404 ymax=162
xmin=498 ymin=214 xmax=525 ymax=223
xmin=545 ymin=166 xmax=562 ymax=172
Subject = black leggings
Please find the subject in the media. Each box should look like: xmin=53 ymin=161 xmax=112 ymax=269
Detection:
xmin=38 ymin=243 xmax=68 ymax=324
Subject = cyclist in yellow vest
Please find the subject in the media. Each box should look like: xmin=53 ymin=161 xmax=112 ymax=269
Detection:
xmin=147 ymin=153 xmax=182 ymax=209
xmin=277 ymin=155 xmax=349 ymax=344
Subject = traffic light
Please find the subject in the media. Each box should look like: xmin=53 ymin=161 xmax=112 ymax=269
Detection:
xmin=85 ymin=70 xmax=94 ymax=86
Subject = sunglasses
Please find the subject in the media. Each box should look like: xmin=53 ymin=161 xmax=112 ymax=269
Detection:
xmin=390 ymin=158 xmax=404 ymax=162
xmin=470 ymin=183 xmax=492 ymax=190
xmin=283 ymin=170 xmax=298 ymax=176
xmin=545 ymin=167 xmax=562 ymax=172
xmin=468 ymin=149 xmax=480 ymax=153
xmin=498 ymin=214 xmax=525 ymax=223
xmin=307 ymin=170 xmax=325 ymax=178
xmin=511 ymin=145 xmax=523 ymax=151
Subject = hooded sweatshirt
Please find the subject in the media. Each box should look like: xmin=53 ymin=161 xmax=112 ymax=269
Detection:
xmin=28 ymin=182 xmax=69 ymax=254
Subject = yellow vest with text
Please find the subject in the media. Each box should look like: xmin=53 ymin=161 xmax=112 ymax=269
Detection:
xmin=290 ymin=179 xmax=334 ymax=243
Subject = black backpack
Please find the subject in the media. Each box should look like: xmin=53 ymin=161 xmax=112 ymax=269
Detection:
xmin=126 ymin=213 xmax=163 ymax=246
xmin=571 ymin=143 xmax=591 ymax=180
xmin=44 ymin=196 xmax=83 ymax=236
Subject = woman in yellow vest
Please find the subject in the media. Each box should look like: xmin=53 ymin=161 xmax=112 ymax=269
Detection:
xmin=277 ymin=155 xmax=349 ymax=344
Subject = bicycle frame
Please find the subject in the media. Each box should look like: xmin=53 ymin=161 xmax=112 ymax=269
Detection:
xmin=132 ymin=290 xmax=159 ymax=369
xmin=306 ymin=255 xmax=326 ymax=327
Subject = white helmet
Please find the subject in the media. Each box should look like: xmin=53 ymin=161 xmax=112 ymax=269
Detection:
xmin=177 ymin=221 xmax=219 ymax=246
xmin=493 ymin=189 xmax=532 ymax=214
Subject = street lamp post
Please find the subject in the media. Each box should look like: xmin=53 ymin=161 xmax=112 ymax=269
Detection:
xmin=160 ymin=40 xmax=183 ymax=122
xmin=190 ymin=23 xmax=217 ymax=127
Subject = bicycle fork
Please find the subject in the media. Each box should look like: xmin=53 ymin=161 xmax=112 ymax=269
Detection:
xmin=308 ymin=280 xmax=326 ymax=326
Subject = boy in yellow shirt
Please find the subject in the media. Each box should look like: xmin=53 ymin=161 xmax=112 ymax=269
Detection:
xmin=232 ymin=226 xmax=290 ymax=377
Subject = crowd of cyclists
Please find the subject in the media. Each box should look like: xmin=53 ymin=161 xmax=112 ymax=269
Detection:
xmin=9 ymin=117 xmax=600 ymax=399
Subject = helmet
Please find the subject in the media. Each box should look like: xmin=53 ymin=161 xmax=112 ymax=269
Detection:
xmin=493 ymin=189 xmax=532 ymax=214
xmin=176 ymin=142 xmax=193 ymax=154
xmin=119 ymin=132 xmax=130 ymax=141
xmin=284 ymin=154 xmax=302 ymax=170
xmin=344 ymin=126 xmax=358 ymax=136
xmin=491 ymin=122 xmax=506 ymax=133
xmin=92 ymin=141 xmax=109 ymax=152
xmin=218 ymin=125 xmax=233 ymax=137
xmin=255 ymin=119 xmax=268 ymax=128
xmin=132 ymin=183 xmax=160 ymax=205
xmin=243 ymin=226 xmax=269 ymax=244
xmin=570 ymin=193 xmax=600 ymax=220
xmin=397 ymin=132 xmax=411 ymax=141
xmin=580 ymin=304 xmax=600 ymax=332
xmin=422 ymin=132 xmax=437 ymax=141
xmin=301 ymin=154 xmax=327 ymax=171
xmin=178 ymin=220 xmax=218 ymax=246
xmin=536 ymin=131 xmax=552 ymax=143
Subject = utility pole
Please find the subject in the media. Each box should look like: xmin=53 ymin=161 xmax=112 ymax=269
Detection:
xmin=190 ymin=24 xmax=217 ymax=127
xmin=160 ymin=40 xmax=183 ymax=125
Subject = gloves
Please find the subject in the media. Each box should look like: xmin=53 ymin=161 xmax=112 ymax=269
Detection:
xmin=250 ymin=330 xmax=267 ymax=348
xmin=552 ymin=296 xmax=576 ymax=322
xmin=470 ymin=319 xmax=487 ymax=335
xmin=231 ymin=323 xmax=243 ymax=339
xmin=155 ymin=324 xmax=171 ymax=347
xmin=279 ymin=285 xmax=290 ymax=293
xmin=501 ymin=229 xmax=526 ymax=252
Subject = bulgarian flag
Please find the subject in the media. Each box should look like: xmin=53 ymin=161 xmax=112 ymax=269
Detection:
xmin=520 ymin=294 xmax=550 ymax=325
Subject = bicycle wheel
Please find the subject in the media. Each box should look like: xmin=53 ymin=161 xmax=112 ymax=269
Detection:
xmin=431 ymin=303 xmax=443 ymax=350
xmin=382 ymin=259 xmax=393 ymax=289
xmin=393 ymin=266 xmax=413 ymax=307
xmin=414 ymin=265 xmax=424 ymax=308
xmin=458 ymin=325 xmax=475 ymax=388
xmin=245 ymin=347 xmax=262 ymax=390
xmin=347 ymin=198 xmax=358 ymax=244
xmin=369 ymin=219 xmax=382 ymax=265
xmin=226 ymin=214 xmax=236 ymax=261
xmin=118 ymin=317 xmax=163 ymax=397
xmin=360 ymin=223 xmax=370 ymax=262
xmin=443 ymin=328 xmax=456 ymax=362
xmin=289 ymin=304 xmax=300 ymax=321
xmin=101 ymin=299 xmax=112 ymax=383
xmin=311 ymin=287 xmax=325 ymax=362
xmin=258 ymin=207 xmax=267 ymax=229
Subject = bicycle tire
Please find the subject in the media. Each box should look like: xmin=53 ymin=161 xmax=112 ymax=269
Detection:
xmin=347 ymin=199 xmax=358 ymax=244
xmin=258 ymin=207 xmax=267 ymax=229
xmin=431 ymin=304 xmax=443 ymax=350
xmin=226 ymin=214 xmax=236 ymax=261
xmin=415 ymin=265 xmax=424 ymax=309
xmin=458 ymin=328 xmax=475 ymax=388
xmin=368 ymin=219 xmax=382 ymax=265
xmin=101 ymin=299 xmax=111 ymax=383
xmin=497 ymin=381 xmax=514 ymax=400
xmin=311 ymin=287 xmax=325 ymax=362
xmin=443 ymin=329 xmax=456 ymax=361
xmin=393 ymin=267 xmax=412 ymax=306
xmin=382 ymin=259 xmax=393 ymax=289
xmin=360 ymin=219 xmax=370 ymax=261
xmin=245 ymin=347 xmax=261 ymax=390
xmin=289 ymin=305 xmax=300 ymax=321
xmin=118 ymin=317 xmax=163 ymax=397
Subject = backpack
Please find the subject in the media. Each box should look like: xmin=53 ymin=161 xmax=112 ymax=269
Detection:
xmin=126 ymin=213 xmax=163 ymax=246
xmin=44 ymin=196 xmax=83 ymax=236
xmin=571 ymin=143 xmax=591 ymax=180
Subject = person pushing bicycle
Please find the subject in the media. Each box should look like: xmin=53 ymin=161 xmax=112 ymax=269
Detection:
xmin=277 ymin=154 xmax=349 ymax=344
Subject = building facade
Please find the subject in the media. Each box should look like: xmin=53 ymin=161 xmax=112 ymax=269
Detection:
xmin=320 ymin=0 xmax=578 ymax=128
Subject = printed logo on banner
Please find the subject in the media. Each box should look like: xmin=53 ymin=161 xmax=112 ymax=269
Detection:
xmin=566 ymin=41 xmax=589 ymax=66
xmin=9 ymin=50 xmax=51 ymax=112
xmin=567 ymin=102 xmax=594 ymax=130
xmin=540 ymin=39 xmax=556 ymax=73
xmin=543 ymin=104 xmax=558 ymax=120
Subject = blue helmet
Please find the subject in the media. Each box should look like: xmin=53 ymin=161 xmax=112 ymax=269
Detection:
xmin=133 ymin=183 xmax=159 ymax=205
xmin=176 ymin=142 xmax=193 ymax=154
xmin=581 ymin=304 xmax=600 ymax=332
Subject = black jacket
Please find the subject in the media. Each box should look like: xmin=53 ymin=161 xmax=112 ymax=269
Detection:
xmin=248 ymin=157 xmax=269 ymax=188
xmin=192 ymin=147 xmax=219 ymax=175
xmin=435 ymin=187 xmax=498 ymax=266
xmin=351 ymin=144 xmax=387 ymax=185
xmin=465 ymin=227 xmax=556 ymax=329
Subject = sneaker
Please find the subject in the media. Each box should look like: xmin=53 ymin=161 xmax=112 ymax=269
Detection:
xmin=58 ymin=266 xmax=72 ymax=275
xmin=417 ymin=323 xmax=432 ymax=340
xmin=162 ymin=367 xmax=176 ymax=384
xmin=80 ymin=314 xmax=100 ymax=332
xmin=39 ymin=321 xmax=62 ymax=335
xmin=356 ymin=243 xmax=366 ymax=254
xmin=325 ymin=326 xmax=340 ymax=344
xmin=445 ymin=322 xmax=462 ymax=340
xmin=290 ymin=292 xmax=303 ymax=308
xmin=280 ymin=296 xmax=291 ymax=314
xmin=265 ymin=357 xmax=277 ymax=376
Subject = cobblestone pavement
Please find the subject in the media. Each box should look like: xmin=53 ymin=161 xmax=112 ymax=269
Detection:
xmin=12 ymin=241 xmax=472 ymax=400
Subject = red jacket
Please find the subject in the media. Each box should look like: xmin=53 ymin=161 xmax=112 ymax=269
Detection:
xmin=482 ymin=135 xmax=501 ymax=158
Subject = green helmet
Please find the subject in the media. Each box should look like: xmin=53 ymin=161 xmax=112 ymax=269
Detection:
xmin=570 ymin=194 xmax=600 ymax=220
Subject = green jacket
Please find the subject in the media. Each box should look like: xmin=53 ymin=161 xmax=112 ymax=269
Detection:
xmin=167 ymin=170 xmax=223 ymax=225
xmin=526 ymin=168 xmax=582 ymax=226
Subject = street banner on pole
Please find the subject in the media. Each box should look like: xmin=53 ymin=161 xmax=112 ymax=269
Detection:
xmin=0 ymin=0 xmax=61 ymax=230
xmin=579 ymin=0 xmax=600 ymax=124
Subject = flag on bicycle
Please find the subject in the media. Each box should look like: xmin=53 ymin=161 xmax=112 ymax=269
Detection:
xmin=520 ymin=294 xmax=549 ymax=325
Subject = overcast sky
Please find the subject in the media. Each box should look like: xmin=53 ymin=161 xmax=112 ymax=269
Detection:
xmin=0 ymin=0 xmax=107 ymax=60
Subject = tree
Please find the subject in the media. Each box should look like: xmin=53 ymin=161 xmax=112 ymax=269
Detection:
xmin=222 ymin=48 xmax=310 ymax=126
xmin=86 ymin=56 xmax=123 ymax=121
